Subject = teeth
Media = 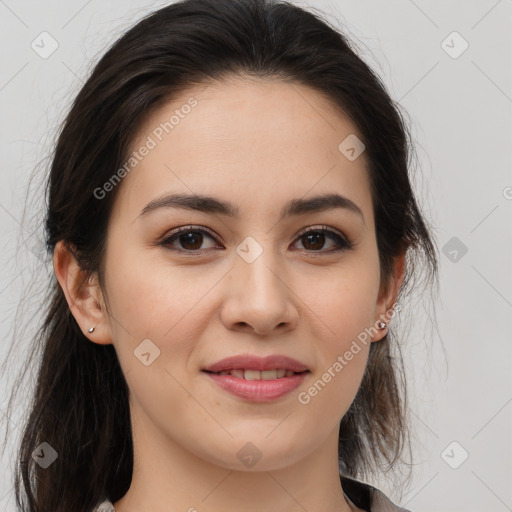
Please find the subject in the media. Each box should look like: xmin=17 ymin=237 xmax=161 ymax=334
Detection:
xmin=216 ymin=369 xmax=298 ymax=379
xmin=245 ymin=370 xmax=262 ymax=380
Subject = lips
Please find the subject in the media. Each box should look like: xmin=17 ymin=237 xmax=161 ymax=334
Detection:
xmin=202 ymin=354 xmax=309 ymax=374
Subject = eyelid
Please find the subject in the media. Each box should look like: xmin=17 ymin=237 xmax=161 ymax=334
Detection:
xmin=174 ymin=225 xmax=218 ymax=238
xmin=296 ymin=224 xmax=348 ymax=240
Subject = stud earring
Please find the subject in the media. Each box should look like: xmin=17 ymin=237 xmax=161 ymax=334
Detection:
xmin=88 ymin=327 xmax=95 ymax=333
xmin=377 ymin=321 xmax=387 ymax=329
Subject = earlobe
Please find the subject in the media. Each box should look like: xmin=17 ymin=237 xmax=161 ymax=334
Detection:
xmin=52 ymin=240 xmax=112 ymax=345
xmin=372 ymin=251 xmax=407 ymax=342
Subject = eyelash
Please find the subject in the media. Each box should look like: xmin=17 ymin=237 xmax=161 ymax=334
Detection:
xmin=158 ymin=225 xmax=354 ymax=255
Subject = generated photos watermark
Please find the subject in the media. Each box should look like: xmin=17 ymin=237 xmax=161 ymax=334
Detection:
xmin=93 ymin=96 xmax=198 ymax=200
xmin=297 ymin=303 xmax=400 ymax=405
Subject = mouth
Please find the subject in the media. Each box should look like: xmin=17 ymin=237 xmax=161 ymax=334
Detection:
xmin=202 ymin=369 xmax=310 ymax=402
xmin=202 ymin=368 xmax=310 ymax=380
xmin=201 ymin=354 xmax=310 ymax=401
xmin=202 ymin=354 xmax=310 ymax=374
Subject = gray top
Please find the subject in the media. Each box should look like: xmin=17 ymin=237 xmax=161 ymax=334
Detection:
xmin=340 ymin=474 xmax=412 ymax=512
xmin=92 ymin=473 xmax=411 ymax=512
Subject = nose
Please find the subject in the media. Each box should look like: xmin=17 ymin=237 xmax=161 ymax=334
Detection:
xmin=219 ymin=246 xmax=299 ymax=336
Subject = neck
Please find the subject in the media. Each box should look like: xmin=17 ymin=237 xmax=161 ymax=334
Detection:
xmin=113 ymin=407 xmax=356 ymax=512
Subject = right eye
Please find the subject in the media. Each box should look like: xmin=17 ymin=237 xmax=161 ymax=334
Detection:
xmin=159 ymin=226 xmax=222 ymax=253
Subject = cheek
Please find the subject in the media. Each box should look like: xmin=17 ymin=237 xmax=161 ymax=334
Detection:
xmin=303 ymin=258 xmax=380 ymax=344
xmin=105 ymin=243 xmax=194 ymax=331
xmin=297 ymin=278 xmax=374 ymax=418
xmin=316 ymin=288 xmax=373 ymax=396
xmin=104 ymin=246 xmax=223 ymax=376
xmin=296 ymin=255 xmax=379 ymax=402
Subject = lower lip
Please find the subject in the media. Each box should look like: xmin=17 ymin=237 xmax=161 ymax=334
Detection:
xmin=203 ymin=371 xmax=309 ymax=402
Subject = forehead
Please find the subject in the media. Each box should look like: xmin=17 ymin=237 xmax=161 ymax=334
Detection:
xmin=111 ymin=76 xmax=373 ymax=225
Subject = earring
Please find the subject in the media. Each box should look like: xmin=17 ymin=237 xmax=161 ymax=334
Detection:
xmin=88 ymin=327 xmax=95 ymax=333
xmin=377 ymin=321 xmax=387 ymax=329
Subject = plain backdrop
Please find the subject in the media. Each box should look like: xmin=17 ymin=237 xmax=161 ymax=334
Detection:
xmin=0 ymin=1 xmax=511 ymax=511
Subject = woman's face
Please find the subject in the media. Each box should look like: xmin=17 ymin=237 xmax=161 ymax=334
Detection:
xmin=84 ymin=76 xmax=397 ymax=471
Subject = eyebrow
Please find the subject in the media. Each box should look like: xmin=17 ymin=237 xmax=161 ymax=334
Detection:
xmin=137 ymin=192 xmax=365 ymax=224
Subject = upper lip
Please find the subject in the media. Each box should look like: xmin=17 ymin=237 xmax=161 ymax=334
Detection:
xmin=202 ymin=354 xmax=309 ymax=373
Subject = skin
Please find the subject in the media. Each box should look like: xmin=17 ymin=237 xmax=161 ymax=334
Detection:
xmin=54 ymin=75 xmax=405 ymax=512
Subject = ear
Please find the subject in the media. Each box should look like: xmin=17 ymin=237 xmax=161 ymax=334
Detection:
xmin=53 ymin=240 xmax=112 ymax=345
xmin=372 ymin=250 xmax=406 ymax=342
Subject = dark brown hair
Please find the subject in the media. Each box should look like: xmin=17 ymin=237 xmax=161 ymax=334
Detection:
xmin=1 ymin=0 xmax=439 ymax=510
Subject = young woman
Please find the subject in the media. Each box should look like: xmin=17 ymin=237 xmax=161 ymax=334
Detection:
xmin=4 ymin=0 xmax=438 ymax=511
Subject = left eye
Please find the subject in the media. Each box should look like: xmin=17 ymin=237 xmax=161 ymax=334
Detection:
xmin=159 ymin=226 xmax=352 ymax=253
xmin=293 ymin=226 xmax=352 ymax=252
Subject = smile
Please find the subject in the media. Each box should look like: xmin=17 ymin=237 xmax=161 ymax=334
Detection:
xmin=202 ymin=369 xmax=310 ymax=402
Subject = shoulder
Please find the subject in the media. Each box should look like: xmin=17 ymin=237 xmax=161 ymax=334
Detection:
xmin=341 ymin=474 xmax=412 ymax=512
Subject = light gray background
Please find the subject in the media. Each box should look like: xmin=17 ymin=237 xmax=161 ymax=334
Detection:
xmin=0 ymin=1 xmax=511 ymax=511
